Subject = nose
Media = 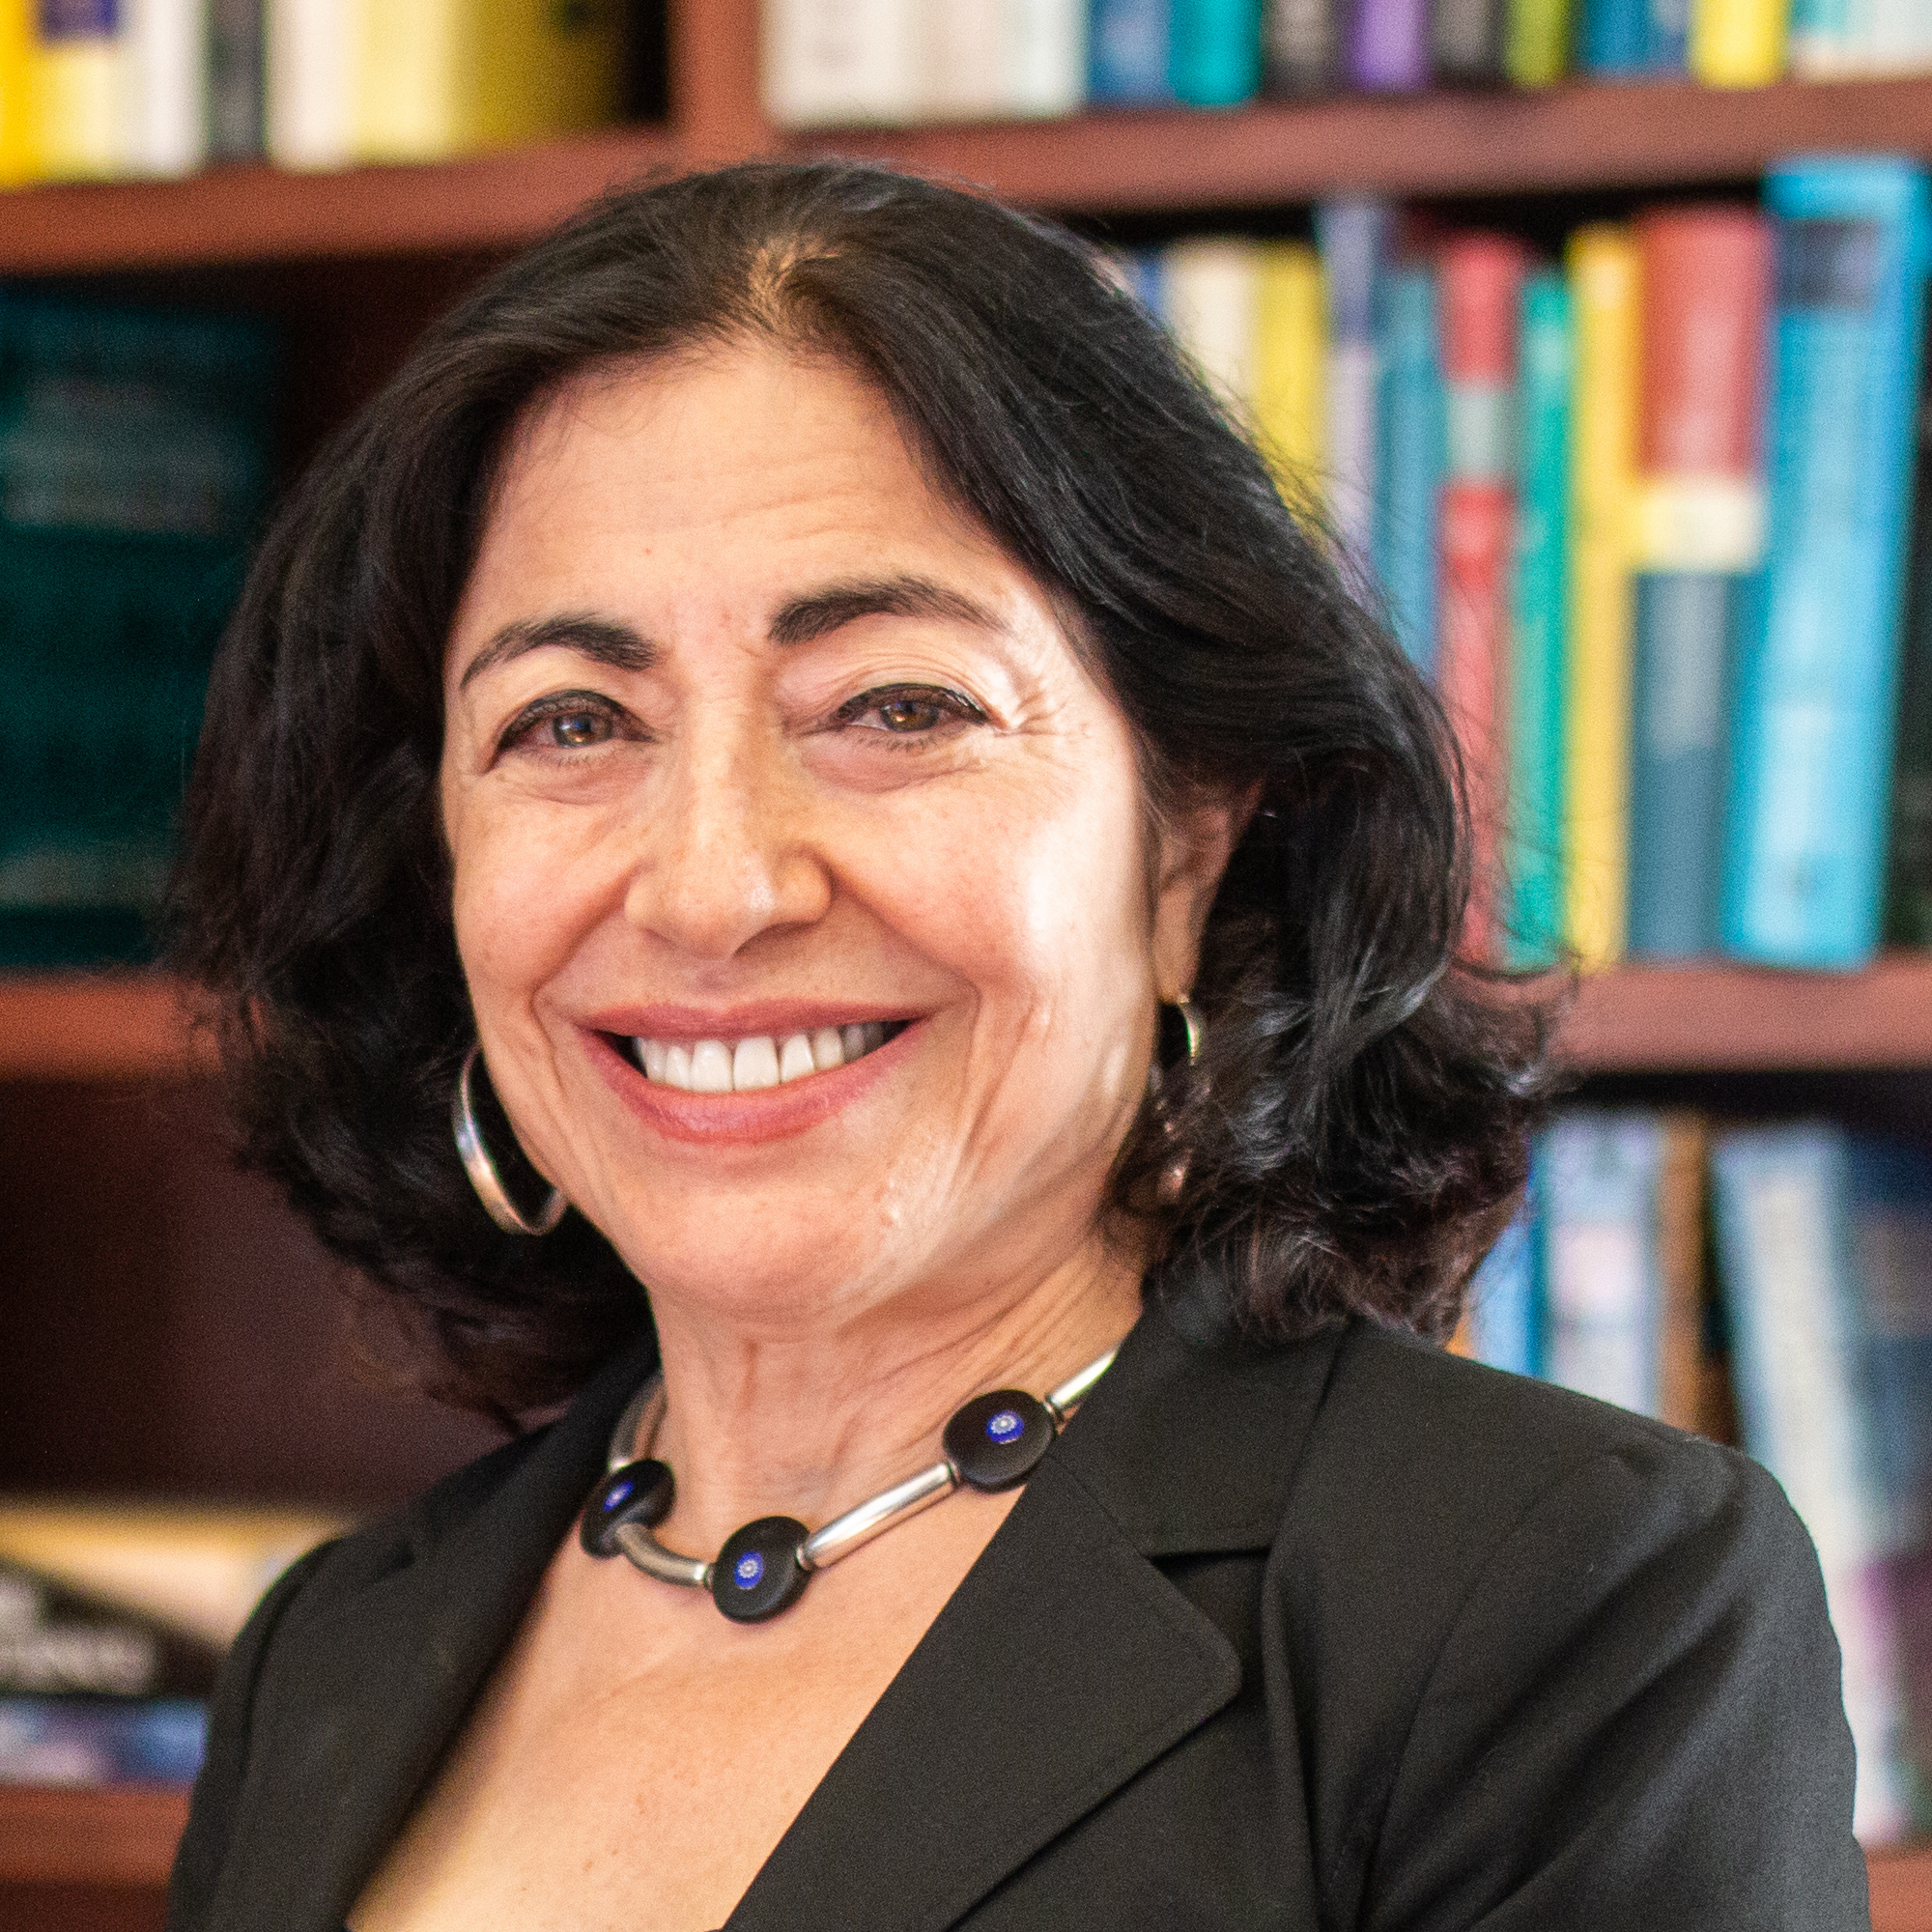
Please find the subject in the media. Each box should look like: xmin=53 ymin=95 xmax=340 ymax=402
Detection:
xmin=622 ymin=712 xmax=832 ymax=960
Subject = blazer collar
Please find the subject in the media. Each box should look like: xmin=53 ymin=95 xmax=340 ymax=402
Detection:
xmin=213 ymin=1307 xmax=1343 ymax=1932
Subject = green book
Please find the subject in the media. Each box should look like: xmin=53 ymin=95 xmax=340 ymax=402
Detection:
xmin=1887 ymin=372 xmax=1932 ymax=948
xmin=1506 ymin=270 xmax=1573 ymax=970
xmin=1506 ymin=0 xmax=1573 ymax=83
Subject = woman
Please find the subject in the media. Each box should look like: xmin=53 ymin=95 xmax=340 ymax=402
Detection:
xmin=165 ymin=163 xmax=1861 ymax=1932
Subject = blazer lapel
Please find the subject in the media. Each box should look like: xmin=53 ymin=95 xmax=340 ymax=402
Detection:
xmin=207 ymin=1336 xmax=657 ymax=1932
xmin=729 ymin=1313 xmax=1344 ymax=1932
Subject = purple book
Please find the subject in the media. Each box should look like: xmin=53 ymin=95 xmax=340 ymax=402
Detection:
xmin=1347 ymin=0 xmax=1431 ymax=88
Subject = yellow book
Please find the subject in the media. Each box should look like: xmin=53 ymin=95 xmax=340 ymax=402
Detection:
xmin=36 ymin=0 xmax=127 ymax=181
xmin=355 ymin=0 xmax=624 ymax=163
xmin=1252 ymin=242 xmax=1326 ymax=521
xmin=1690 ymin=0 xmax=1789 ymax=85
xmin=0 ymin=0 xmax=36 ymax=183
xmin=1563 ymin=226 xmax=1641 ymax=969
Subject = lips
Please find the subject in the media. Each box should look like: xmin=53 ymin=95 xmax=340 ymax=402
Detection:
xmin=619 ymin=1021 xmax=904 ymax=1094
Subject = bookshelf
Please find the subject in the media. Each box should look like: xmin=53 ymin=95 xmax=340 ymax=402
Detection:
xmin=5 ymin=0 xmax=1932 ymax=1921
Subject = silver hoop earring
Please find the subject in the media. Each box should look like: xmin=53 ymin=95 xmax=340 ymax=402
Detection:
xmin=453 ymin=1044 xmax=566 ymax=1236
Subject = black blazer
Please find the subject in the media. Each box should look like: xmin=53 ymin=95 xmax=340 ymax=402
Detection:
xmin=167 ymin=1308 xmax=1867 ymax=1931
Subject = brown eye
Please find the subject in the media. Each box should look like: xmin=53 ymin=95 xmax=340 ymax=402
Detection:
xmin=874 ymin=695 xmax=948 ymax=733
xmin=548 ymin=710 xmax=611 ymax=749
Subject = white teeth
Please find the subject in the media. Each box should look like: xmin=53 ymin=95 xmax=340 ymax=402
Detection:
xmin=632 ymin=1022 xmax=897 ymax=1091
xmin=690 ymin=1040 xmax=733 ymax=1094
xmin=732 ymin=1036 xmax=781 ymax=1091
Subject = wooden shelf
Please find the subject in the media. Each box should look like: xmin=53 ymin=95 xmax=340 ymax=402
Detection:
xmin=4 ymin=958 xmax=1931 ymax=1082
xmin=1871 ymin=1842 xmax=1932 ymax=1932
xmin=0 ymin=1787 xmax=187 ymax=1888
xmin=1556 ymin=954 xmax=1932 ymax=1072
xmin=10 ymin=75 xmax=1932 ymax=273
xmin=0 ymin=977 xmax=210 ymax=1082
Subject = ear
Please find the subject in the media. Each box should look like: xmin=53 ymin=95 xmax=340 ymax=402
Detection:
xmin=1150 ymin=786 xmax=1257 ymax=1002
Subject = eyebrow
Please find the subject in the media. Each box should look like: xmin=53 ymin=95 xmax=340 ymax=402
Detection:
xmin=458 ymin=613 xmax=655 ymax=692
xmin=768 ymin=573 xmax=1003 ymax=647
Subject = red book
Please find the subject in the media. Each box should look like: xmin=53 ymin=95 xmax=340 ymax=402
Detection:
xmin=1435 ymin=234 xmax=1525 ymax=959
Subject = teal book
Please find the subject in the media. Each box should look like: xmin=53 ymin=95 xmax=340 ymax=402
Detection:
xmin=1170 ymin=0 xmax=1264 ymax=99
xmin=0 ymin=298 xmax=278 ymax=968
xmin=1711 ymin=1123 xmax=1916 ymax=1841
xmin=1376 ymin=266 xmax=1443 ymax=677
xmin=1505 ymin=270 xmax=1571 ymax=970
xmin=1723 ymin=157 xmax=1932 ymax=969
xmin=1885 ymin=354 xmax=1932 ymax=947
xmin=1466 ymin=1159 xmax=1542 ymax=1378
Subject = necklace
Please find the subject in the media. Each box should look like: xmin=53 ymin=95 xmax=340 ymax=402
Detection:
xmin=578 ymin=1349 xmax=1118 ymax=1623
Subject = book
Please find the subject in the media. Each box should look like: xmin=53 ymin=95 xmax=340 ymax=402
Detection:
xmin=1377 ymin=265 xmax=1445 ymax=676
xmin=1262 ymin=0 xmax=1338 ymax=90
xmin=0 ymin=1697 xmax=209 ymax=1786
xmin=1345 ymin=0 xmax=1431 ymax=86
xmin=207 ymin=0 xmax=263 ymax=159
xmin=1008 ymin=0 xmax=1087 ymax=113
xmin=1316 ymin=198 xmax=1390 ymax=573
xmin=1436 ymin=231 xmax=1521 ymax=956
xmin=1090 ymin=0 xmax=1174 ymax=100
xmin=1161 ymin=237 xmax=1258 ymax=413
xmin=1724 ymin=157 xmax=1931 ymax=969
xmin=1540 ymin=1112 xmax=1666 ymax=1417
xmin=127 ymin=0 xmax=208 ymax=176
xmin=264 ymin=0 xmax=352 ymax=165
xmin=1689 ymin=0 xmax=1789 ymax=81
xmin=1577 ymin=0 xmax=1689 ymax=69
xmin=1433 ymin=0 xmax=1507 ymax=81
xmin=1653 ymin=1113 xmax=1710 ymax=1434
xmin=0 ymin=0 xmax=31 ymax=183
xmin=1505 ymin=269 xmax=1571 ymax=969
xmin=1251 ymin=241 xmax=1325 ymax=515
xmin=1626 ymin=206 xmax=1772 ymax=960
xmin=37 ymin=0 xmax=128 ymax=180
xmin=1886 ymin=327 xmax=1932 ymax=947
xmin=1712 ymin=1122 xmax=1915 ymax=1843
xmin=1505 ymin=0 xmax=1572 ymax=79
xmin=1170 ymin=0 xmax=1263 ymax=101
xmin=1466 ymin=1179 xmax=1541 ymax=1378
xmin=928 ymin=0 xmax=1085 ymax=118
xmin=1563 ymin=224 xmax=1642 ymax=968
xmin=760 ymin=0 xmax=923 ymax=128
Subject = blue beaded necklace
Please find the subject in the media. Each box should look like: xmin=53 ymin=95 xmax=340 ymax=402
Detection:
xmin=579 ymin=1350 xmax=1117 ymax=1623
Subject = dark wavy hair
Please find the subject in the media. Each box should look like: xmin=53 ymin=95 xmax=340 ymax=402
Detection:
xmin=169 ymin=160 xmax=1551 ymax=1418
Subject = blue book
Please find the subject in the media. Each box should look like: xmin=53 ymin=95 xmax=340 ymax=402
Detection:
xmin=1318 ymin=197 xmax=1391 ymax=576
xmin=1577 ymin=0 xmax=1687 ymax=70
xmin=1506 ymin=270 xmax=1572 ymax=969
xmin=1376 ymin=267 xmax=1444 ymax=677
xmin=1539 ymin=1113 xmax=1665 ymax=1418
xmin=1171 ymin=0 xmax=1264 ymax=102
xmin=1090 ymin=0 xmax=1176 ymax=102
xmin=1724 ymin=158 xmax=1932 ymax=968
xmin=0 ymin=1697 xmax=208 ymax=1786
xmin=1467 ymin=1165 xmax=1542 ymax=1378
xmin=1711 ymin=1122 xmax=1915 ymax=1840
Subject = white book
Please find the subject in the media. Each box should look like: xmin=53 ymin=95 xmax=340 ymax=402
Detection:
xmin=1007 ymin=0 xmax=1086 ymax=115
xmin=266 ymin=0 xmax=356 ymax=168
xmin=762 ymin=0 xmax=925 ymax=128
xmin=1161 ymin=239 xmax=1260 ymax=420
xmin=127 ymin=0 xmax=210 ymax=176
xmin=924 ymin=0 xmax=1008 ymax=119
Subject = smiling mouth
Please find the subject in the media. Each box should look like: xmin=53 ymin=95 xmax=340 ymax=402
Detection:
xmin=611 ymin=1022 xmax=911 ymax=1094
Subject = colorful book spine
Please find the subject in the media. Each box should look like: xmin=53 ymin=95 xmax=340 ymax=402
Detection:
xmin=127 ymin=0 xmax=208 ymax=175
xmin=1712 ymin=1122 xmax=1914 ymax=1843
xmin=1887 ymin=369 xmax=1932 ymax=948
xmin=0 ymin=1697 xmax=209 ymax=1785
xmin=0 ymin=0 xmax=35 ymax=182
xmin=1540 ymin=1112 xmax=1665 ymax=1417
xmin=1437 ymin=232 xmax=1521 ymax=958
xmin=1262 ymin=0 xmax=1338 ymax=89
xmin=1169 ymin=0 xmax=1263 ymax=99
xmin=1090 ymin=0 xmax=1174 ymax=99
xmin=207 ymin=0 xmax=263 ymax=160
xmin=1689 ymin=0 xmax=1789 ymax=80
xmin=1577 ymin=0 xmax=1688 ymax=69
xmin=469 ymin=0 xmax=624 ymax=148
xmin=1505 ymin=0 xmax=1572 ymax=78
xmin=1252 ymin=242 xmax=1325 ymax=516
xmin=1563 ymin=225 xmax=1641 ymax=968
xmin=1653 ymin=1113 xmax=1710 ymax=1434
xmin=1432 ymin=0 xmax=1507 ymax=80
xmin=1626 ymin=206 xmax=1772 ymax=960
xmin=1346 ymin=0 xmax=1431 ymax=86
xmin=264 ymin=0 xmax=353 ymax=165
xmin=760 ymin=0 xmax=924 ymax=127
xmin=36 ymin=0 xmax=128 ymax=180
xmin=1467 ymin=1179 xmax=1541 ymax=1378
xmin=1316 ymin=198 xmax=1389 ymax=573
xmin=1724 ymin=157 xmax=1931 ymax=968
xmin=1377 ymin=265 xmax=1445 ymax=676
xmin=1162 ymin=237 xmax=1258 ymax=415
xmin=1506 ymin=270 xmax=1571 ymax=970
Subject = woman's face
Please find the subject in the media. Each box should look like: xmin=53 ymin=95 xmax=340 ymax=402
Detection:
xmin=441 ymin=341 xmax=1232 ymax=1337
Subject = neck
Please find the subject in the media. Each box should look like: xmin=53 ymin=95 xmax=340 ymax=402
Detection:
xmin=636 ymin=1235 xmax=1143 ymax=1554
